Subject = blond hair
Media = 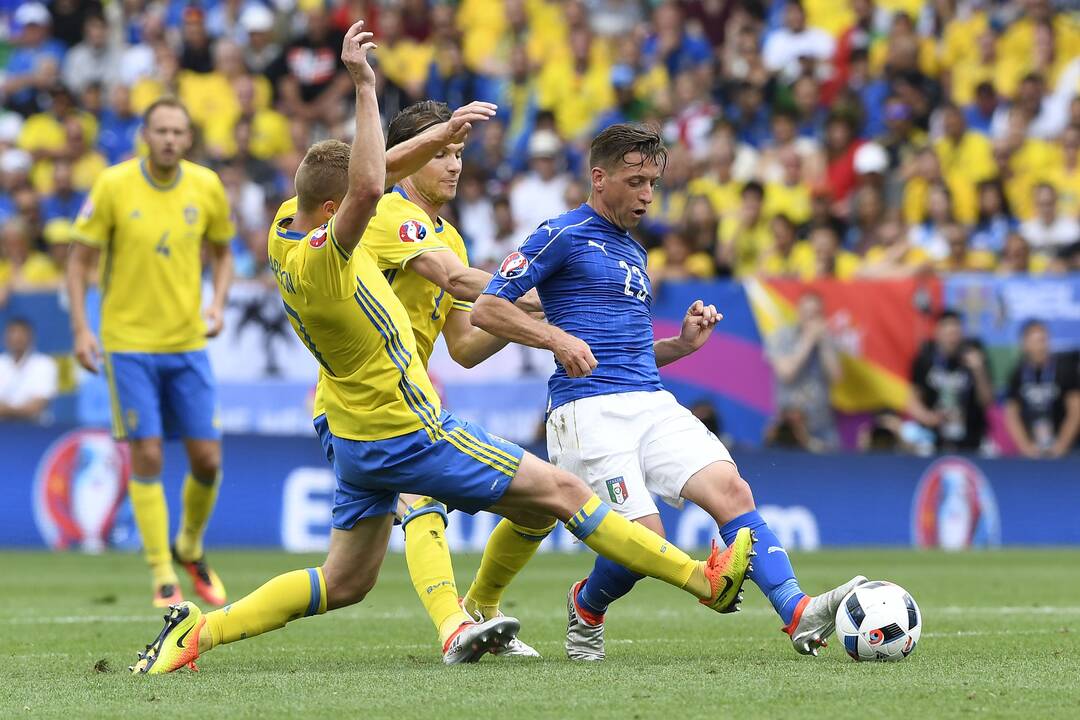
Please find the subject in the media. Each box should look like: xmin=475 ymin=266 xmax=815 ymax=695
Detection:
xmin=295 ymin=140 xmax=350 ymax=213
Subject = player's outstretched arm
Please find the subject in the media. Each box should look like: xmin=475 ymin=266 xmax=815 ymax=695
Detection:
xmin=655 ymin=300 xmax=721 ymax=368
xmin=441 ymin=307 xmax=509 ymax=368
xmin=332 ymin=20 xmax=385 ymax=255
xmin=472 ymin=294 xmax=597 ymax=377
xmin=385 ymin=101 xmax=497 ymax=188
xmin=66 ymin=242 xmax=102 ymax=373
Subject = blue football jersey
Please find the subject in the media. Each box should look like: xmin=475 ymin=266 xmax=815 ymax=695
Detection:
xmin=483 ymin=203 xmax=664 ymax=411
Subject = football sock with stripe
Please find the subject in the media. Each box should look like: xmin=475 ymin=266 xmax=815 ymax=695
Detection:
xmin=175 ymin=471 xmax=221 ymax=561
xmin=576 ymin=556 xmax=643 ymax=617
xmin=401 ymin=498 xmax=470 ymax=645
xmin=464 ymin=517 xmax=557 ymax=620
xmin=719 ymin=510 xmax=806 ymax=624
xmin=566 ymin=495 xmax=710 ymax=597
xmin=203 ymin=567 xmax=326 ymax=650
xmin=128 ymin=475 xmax=177 ymax=586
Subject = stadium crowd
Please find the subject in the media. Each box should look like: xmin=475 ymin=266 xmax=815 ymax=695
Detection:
xmin=0 ymin=0 xmax=1077 ymax=455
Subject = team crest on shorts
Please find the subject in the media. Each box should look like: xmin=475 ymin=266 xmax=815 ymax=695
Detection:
xmin=499 ymin=251 xmax=529 ymax=279
xmin=398 ymin=219 xmax=428 ymax=243
xmin=606 ymin=477 xmax=629 ymax=505
xmin=309 ymin=228 xmax=327 ymax=248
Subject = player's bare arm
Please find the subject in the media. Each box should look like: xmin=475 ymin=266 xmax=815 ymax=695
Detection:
xmin=385 ymin=101 xmax=497 ymax=188
xmin=66 ymin=241 xmax=102 ymax=373
xmin=203 ymin=241 xmax=233 ymax=338
xmin=441 ymin=307 xmax=509 ymax=368
xmin=654 ymin=300 xmax=721 ymax=368
xmin=330 ymin=21 xmax=384 ymax=254
xmin=472 ymin=294 xmax=597 ymax=378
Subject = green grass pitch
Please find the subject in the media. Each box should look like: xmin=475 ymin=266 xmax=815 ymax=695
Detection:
xmin=2 ymin=549 xmax=1078 ymax=719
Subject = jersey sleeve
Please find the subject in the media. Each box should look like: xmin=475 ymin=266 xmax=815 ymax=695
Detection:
xmin=204 ymin=171 xmax=236 ymax=245
xmin=293 ymin=216 xmax=353 ymax=299
xmin=72 ymin=172 xmax=113 ymax=248
xmin=364 ymin=209 xmax=449 ymax=270
xmin=482 ymin=225 xmax=572 ymax=303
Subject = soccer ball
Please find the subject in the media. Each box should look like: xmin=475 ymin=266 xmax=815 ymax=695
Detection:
xmin=835 ymin=581 xmax=921 ymax=662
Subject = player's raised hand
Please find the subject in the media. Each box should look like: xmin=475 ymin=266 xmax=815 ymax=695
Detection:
xmin=679 ymin=300 xmax=722 ymax=352
xmin=445 ymin=101 xmax=498 ymax=143
xmin=341 ymin=20 xmax=377 ymax=87
xmin=204 ymin=304 xmax=225 ymax=338
xmin=553 ymin=331 xmax=598 ymax=378
xmin=74 ymin=327 xmax=102 ymax=373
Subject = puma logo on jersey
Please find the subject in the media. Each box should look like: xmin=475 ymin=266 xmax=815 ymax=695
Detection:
xmin=587 ymin=240 xmax=607 ymax=254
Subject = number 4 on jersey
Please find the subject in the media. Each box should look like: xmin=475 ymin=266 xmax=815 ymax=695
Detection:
xmin=156 ymin=231 xmax=171 ymax=258
xmin=618 ymin=260 xmax=648 ymax=301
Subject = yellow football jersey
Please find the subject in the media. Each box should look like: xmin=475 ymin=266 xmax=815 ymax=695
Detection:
xmin=73 ymin=158 xmax=234 ymax=353
xmin=267 ymin=210 xmax=443 ymax=442
xmin=363 ymin=189 xmax=472 ymax=367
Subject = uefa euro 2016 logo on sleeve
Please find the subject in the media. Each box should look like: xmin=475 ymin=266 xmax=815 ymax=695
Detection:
xmin=309 ymin=227 xmax=327 ymax=248
xmin=911 ymin=456 xmax=1000 ymax=550
xmin=398 ymin=219 xmax=428 ymax=243
xmin=606 ymin=477 xmax=628 ymax=505
xmin=499 ymin=251 xmax=529 ymax=279
xmin=32 ymin=430 xmax=133 ymax=552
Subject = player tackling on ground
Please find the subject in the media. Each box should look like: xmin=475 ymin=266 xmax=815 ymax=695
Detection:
xmin=68 ymin=97 xmax=234 ymax=609
xmin=472 ymin=122 xmax=866 ymax=660
xmin=129 ymin=22 xmax=752 ymax=674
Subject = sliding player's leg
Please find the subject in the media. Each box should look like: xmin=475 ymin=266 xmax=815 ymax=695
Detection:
xmin=130 ymin=512 xmax=394 ymax=674
xmin=461 ymin=506 xmax=556 ymax=658
xmin=486 ymin=452 xmax=753 ymax=612
xmin=681 ymin=462 xmax=866 ymax=655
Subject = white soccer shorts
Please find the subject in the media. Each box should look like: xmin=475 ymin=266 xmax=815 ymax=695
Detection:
xmin=546 ymin=390 xmax=734 ymax=521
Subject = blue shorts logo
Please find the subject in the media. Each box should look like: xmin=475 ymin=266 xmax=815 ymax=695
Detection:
xmin=606 ymin=476 xmax=628 ymax=505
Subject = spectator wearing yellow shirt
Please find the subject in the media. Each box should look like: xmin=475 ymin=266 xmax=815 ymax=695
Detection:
xmin=373 ymin=7 xmax=434 ymax=100
xmin=759 ymin=109 xmax=825 ymax=186
xmin=643 ymin=144 xmax=691 ymax=238
xmin=796 ymin=225 xmax=861 ymax=281
xmin=536 ymin=27 xmax=614 ymax=141
xmin=903 ymin=147 xmax=977 ymax=230
xmin=858 ymin=217 xmax=932 ymax=278
xmin=687 ymin=137 xmax=741 ymax=218
xmin=1051 ymin=123 xmax=1080 ymax=218
xmin=935 ymin=104 xmax=996 ymax=192
xmin=682 ymin=195 xmax=720 ymax=259
xmin=997 ymin=2 xmax=1080 ymax=89
xmin=935 ymin=223 xmax=997 ymax=273
xmin=992 ymin=109 xmax=1064 ymax=219
xmin=647 ymin=228 xmax=715 ymax=293
xmin=716 ymin=181 xmax=771 ymax=277
xmin=0 ymin=218 xmax=59 ymax=289
xmin=764 ymin=148 xmax=812 ymax=227
xmin=30 ymin=117 xmax=107 ymax=195
xmin=17 ymin=86 xmax=97 ymax=162
xmin=999 ymin=231 xmax=1050 ymax=275
xmin=131 ymin=47 xmax=182 ymax=115
xmin=179 ymin=39 xmax=273 ymax=131
xmin=204 ymin=75 xmax=293 ymax=163
xmin=949 ymin=29 xmax=1010 ymax=107
xmin=758 ymin=214 xmax=803 ymax=278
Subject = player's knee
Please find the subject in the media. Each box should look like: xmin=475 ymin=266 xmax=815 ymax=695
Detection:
xmin=188 ymin=447 xmax=221 ymax=481
xmin=324 ymin=566 xmax=378 ymax=609
xmin=549 ymin=468 xmax=592 ymax=516
xmin=130 ymin=441 xmax=164 ymax=477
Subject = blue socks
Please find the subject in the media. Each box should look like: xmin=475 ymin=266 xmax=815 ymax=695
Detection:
xmin=576 ymin=555 xmax=643 ymax=617
xmin=719 ymin=510 xmax=806 ymax=625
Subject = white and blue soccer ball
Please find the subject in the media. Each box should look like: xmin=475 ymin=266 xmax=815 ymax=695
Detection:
xmin=835 ymin=581 xmax=921 ymax=662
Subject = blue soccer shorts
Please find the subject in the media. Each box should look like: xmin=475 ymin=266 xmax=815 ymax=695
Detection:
xmin=314 ymin=410 xmax=523 ymax=531
xmin=104 ymin=350 xmax=220 ymax=441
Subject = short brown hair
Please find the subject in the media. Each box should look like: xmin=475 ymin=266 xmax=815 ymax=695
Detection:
xmin=295 ymin=140 xmax=350 ymax=212
xmin=588 ymin=123 xmax=667 ymax=173
xmin=142 ymin=96 xmax=192 ymax=128
xmin=386 ymin=100 xmax=452 ymax=150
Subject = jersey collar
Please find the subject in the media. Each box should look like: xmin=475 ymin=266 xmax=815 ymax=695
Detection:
xmin=139 ymin=159 xmax=183 ymax=191
xmin=276 ymin=216 xmax=305 ymax=240
xmin=394 ymin=185 xmax=445 ymax=233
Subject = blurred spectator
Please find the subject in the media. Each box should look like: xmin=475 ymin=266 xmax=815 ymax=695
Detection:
xmin=426 ymin=37 xmax=495 ymax=110
xmin=587 ymin=0 xmax=646 ymax=39
xmin=859 ymin=217 xmax=930 ymax=278
xmin=240 ymin=5 xmax=282 ymax=75
xmin=0 ymin=217 xmax=58 ymax=289
xmin=3 ymin=3 xmax=65 ymax=115
xmin=844 ymin=183 xmax=886 ymax=254
xmin=935 ymin=222 xmax=996 ymax=273
xmin=1056 ymin=123 xmax=1080 ymax=218
xmin=763 ymin=148 xmax=811 ymax=226
xmin=18 ymin=86 xmax=96 ymax=163
xmin=963 ymin=81 xmax=999 ymax=136
xmin=687 ymin=134 xmax=741 ymax=216
xmin=267 ymin=8 xmax=350 ymax=128
xmin=759 ymin=214 xmax=801 ymax=278
xmin=40 ymin=159 xmax=84 ymax=222
xmin=822 ymin=112 xmax=863 ymax=208
xmin=970 ymin=179 xmax=1018 ymax=254
xmin=759 ymin=108 xmax=825 ymax=185
xmin=716 ymin=180 xmax=769 ymax=277
xmin=594 ymin=64 xmax=649 ymax=132
xmin=207 ymin=0 xmax=263 ymax=43
xmin=765 ymin=291 xmax=840 ymax=452
xmin=791 ymin=74 xmax=827 ymax=141
xmin=1020 ymin=183 xmax=1080 ymax=256
xmin=96 ymin=85 xmax=140 ymax=165
xmin=642 ymin=2 xmax=711 ymax=78
xmin=909 ymin=180 xmax=955 ymax=260
xmin=934 ymin=103 xmax=996 ymax=196
xmin=908 ymin=310 xmax=992 ymax=453
xmin=762 ymin=0 xmax=834 ymax=82
xmin=998 ymin=232 xmax=1049 ymax=275
xmin=30 ymin=116 xmax=106 ymax=194
xmin=647 ymin=228 xmax=714 ymax=291
xmin=0 ymin=317 xmax=58 ymax=423
xmin=471 ymin=196 xmax=522 ymax=272
xmin=799 ymin=224 xmax=860 ymax=280
xmin=537 ymin=27 xmax=614 ymax=142
xmin=681 ymin=194 xmax=719 ymax=254
xmin=180 ymin=6 xmax=214 ymax=73
xmin=1004 ymin=320 xmax=1080 ymax=459
xmin=509 ymin=130 xmax=570 ymax=234
xmin=455 ymin=170 xmax=495 ymax=262
xmin=62 ymin=13 xmax=121 ymax=95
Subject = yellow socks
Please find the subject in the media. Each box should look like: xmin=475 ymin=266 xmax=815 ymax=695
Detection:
xmin=566 ymin=495 xmax=705 ymax=596
xmin=203 ymin=567 xmax=326 ymax=650
xmin=176 ymin=472 xmax=220 ymax=561
xmin=464 ymin=517 xmax=557 ymax=619
xmin=128 ymin=476 xmax=176 ymax=585
xmin=401 ymin=499 xmax=468 ymax=645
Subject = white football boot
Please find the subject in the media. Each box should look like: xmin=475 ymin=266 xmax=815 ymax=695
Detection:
xmin=783 ymin=576 xmax=869 ymax=655
xmin=461 ymin=599 xmax=541 ymax=658
xmin=442 ymin=616 xmax=520 ymax=665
